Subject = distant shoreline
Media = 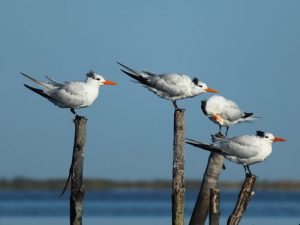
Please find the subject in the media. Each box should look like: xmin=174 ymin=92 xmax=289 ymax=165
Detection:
xmin=1 ymin=178 xmax=300 ymax=190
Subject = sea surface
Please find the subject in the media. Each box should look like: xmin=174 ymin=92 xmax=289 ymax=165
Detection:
xmin=0 ymin=188 xmax=299 ymax=225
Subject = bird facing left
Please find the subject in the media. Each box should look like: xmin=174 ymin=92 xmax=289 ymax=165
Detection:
xmin=21 ymin=71 xmax=117 ymax=117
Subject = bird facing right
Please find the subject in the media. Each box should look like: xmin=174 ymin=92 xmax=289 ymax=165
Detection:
xmin=118 ymin=62 xmax=218 ymax=110
xmin=201 ymin=95 xmax=258 ymax=135
xmin=186 ymin=130 xmax=286 ymax=176
xmin=21 ymin=71 xmax=117 ymax=117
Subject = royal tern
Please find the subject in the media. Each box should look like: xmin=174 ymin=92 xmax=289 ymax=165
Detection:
xmin=21 ymin=71 xmax=117 ymax=116
xmin=201 ymin=95 xmax=258 ymax=135
xmin=117 ymin=62 xmax=218 ymax=109
xmin=186 ymin=131 xmax=286 ymax=175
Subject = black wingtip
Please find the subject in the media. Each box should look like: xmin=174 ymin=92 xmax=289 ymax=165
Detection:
xmin=23 ymin=84 xmax=55 ymax=101
xmin=24 ymin=84 xmax=42 ymax=92
xmin=116 ymin=61 xmax=128 ymax=69
xmin=242 ymin=112 xmax=254 ymax=118
xmin=24 ymin=84 xmax=37 ymax=91
xmin=120 ymin=69 xmax=149 ymax=86
xmin=186 ymin=138 xmax=224 ymax=154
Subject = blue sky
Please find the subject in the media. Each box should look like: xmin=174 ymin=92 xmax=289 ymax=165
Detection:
xmin=0 ymin=1 xmax=299 ymax=181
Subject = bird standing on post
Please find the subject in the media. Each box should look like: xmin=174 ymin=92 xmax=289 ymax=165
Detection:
xmin=201 ymin=95 xmax=258 ymax=135
xmin=117 ymin=62 xmax=219 ymax=110
xmin=21 ymin=71 xmax=117 ymax=117
xmin=186 ymin=131 xmax=286 ymax=176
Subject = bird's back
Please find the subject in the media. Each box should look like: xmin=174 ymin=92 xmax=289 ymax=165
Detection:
xmin=146 ymin=74 xmax=194 ymax=100
xmin=222 ymin=99 xmax=244 ymax=121
xmin=47 ymin=81 xmax=99 ymax=108
xmin=214 ymin=135 xmax=272 ymax=165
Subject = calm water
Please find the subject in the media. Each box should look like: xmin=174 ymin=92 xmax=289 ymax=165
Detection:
xmin=0 ymin=189 xmax=299 ymax=225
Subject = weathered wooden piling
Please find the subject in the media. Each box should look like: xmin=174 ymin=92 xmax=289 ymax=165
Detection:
xmin=172 ymin=109 xmax=185 ymax=225
xmin=189 ymin=152 xmax=224 ymax=225
xmin=227 ymin=174 xmax=256 ymax=225
xmin=209 ymin=188 xmax=220 ymax=225
xmin=70 ymin=116 xmax=87 ymax=225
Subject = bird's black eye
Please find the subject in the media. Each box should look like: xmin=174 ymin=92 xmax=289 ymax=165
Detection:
xmin=96 ymin=78 xmax=100 ymax=81
xmin=199 ymin=84 xmax=203 ymax=88
xmin=265 ymin=135 xmax=269 ymax=139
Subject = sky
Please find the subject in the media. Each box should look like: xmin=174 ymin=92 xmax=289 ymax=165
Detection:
xmin=0 ymin=1 xmax=299 ymax=182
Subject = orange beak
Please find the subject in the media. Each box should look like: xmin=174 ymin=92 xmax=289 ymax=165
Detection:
xmin=103 ymin=80 xmax=118 ymax=85
xmin=273 ymin=137 xmax=286 ymax=142
xmin=205 ymin=87 xmax=219 ymax=93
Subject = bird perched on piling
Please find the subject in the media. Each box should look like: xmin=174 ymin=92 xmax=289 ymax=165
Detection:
xmin=21 ymin=71 xmax=117 ymax=117
xmin=117 ymin=62 xmax=219 ymax=110
xmin=201 ymin=95 xmax=258 ymax=135
xmin=186 ymin=131 xmax=286 ymax=176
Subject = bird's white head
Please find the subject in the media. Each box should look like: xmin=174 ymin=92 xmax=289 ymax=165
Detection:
xmin=86 ymin=71 xmax=117 ymax=87
xmin=256 ymin=131 xmax=286 ymax=143
xmin=192 ymin=78 xmax=219 ymax=94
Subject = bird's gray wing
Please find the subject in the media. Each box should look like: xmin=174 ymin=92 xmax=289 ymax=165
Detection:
xmin=215 ymin=136 xmax=258 ymax=159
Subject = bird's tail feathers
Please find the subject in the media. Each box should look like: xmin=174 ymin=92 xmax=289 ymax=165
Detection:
xmin=185 ymin=138 xmax=224 ymax=154
xmin=242 ymin=112 xmax=260 ymax=119
xmin=21 ymin=72 xmax=53 ymax=90
xmin=240 ymin=114 xmax=260 ymax=123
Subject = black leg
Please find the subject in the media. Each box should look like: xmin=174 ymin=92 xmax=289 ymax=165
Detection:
xmin=70 ymin=108 xmax=85 ymax=119
xmin=244 ymin=165 xmax=253 ymax=176
xmin=225 ymin=126 xmax=229 ymax=135
xmin=218 ymin=125 xmax=222 ymax=134
xmin=172 ymin=101 xmax=178 ymax=110
xmin=70 ymin=108 xmax=77 ymax=116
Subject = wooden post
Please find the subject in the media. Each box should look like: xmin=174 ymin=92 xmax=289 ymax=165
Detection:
xmin=172 ymin=109 xmax=185 ymax=225
xmin=209 ymin=188 xmax=220 ymax=225
xmin=70 ymin=116 xmax=87 ymax=225
xmin=227 ymin=174 xmax=256 ymax=225
xmin=189 ymin=152 xmax=224 ymax=225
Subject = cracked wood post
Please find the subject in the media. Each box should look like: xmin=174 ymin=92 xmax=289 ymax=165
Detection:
xmin=189 ymin=152 xmax=224 ymax=225
xmin=70 ymin=116 xmax=87 ymax=225
xmin=209 ymin=188 xmax=220 ymax=225
xmin=172 ymin=109 xmax=185 ymax=225
xmin=227 ymin=174 xmax=256 ymax=225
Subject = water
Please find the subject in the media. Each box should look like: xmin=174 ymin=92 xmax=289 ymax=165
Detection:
xmin=0 ymin=189 xmax=299 ymax=225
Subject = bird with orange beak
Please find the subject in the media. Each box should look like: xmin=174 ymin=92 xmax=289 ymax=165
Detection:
xmin=118 ymin=62 xmax=218 ymax=110
xmin=186 ymin=130 xmax=286 ymax=176
xmin=201 ymin=95 xmax=258 ymax=135
xmin=21 ymin=71 xmax=117 ymax=117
